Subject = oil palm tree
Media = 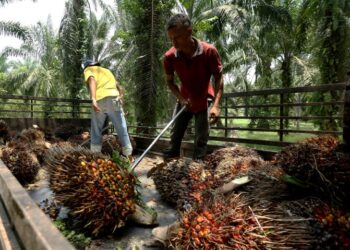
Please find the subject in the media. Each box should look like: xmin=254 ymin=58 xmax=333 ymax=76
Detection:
xmin=1 ymin=20 xmax=64 ymax=97
xmin=119 ymin=0 xmax=174 ymax=132
xmin=298 ymin=0 xmax=350 ymax=130
xmin=0 ymin=0 xmax=36 ymax=42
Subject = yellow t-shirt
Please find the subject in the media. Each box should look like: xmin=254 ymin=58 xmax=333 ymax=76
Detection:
xmin=83 ymin=66 xmax=120 ymax=101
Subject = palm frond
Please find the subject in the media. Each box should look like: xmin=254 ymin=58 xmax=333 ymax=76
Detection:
xmin=0 ymin=21 xmax=31 ymax=41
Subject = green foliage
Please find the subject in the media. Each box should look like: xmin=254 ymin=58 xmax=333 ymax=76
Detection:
xmin=111 ymin=150 xmax=131 ymax=172
xmin=119 ymin=0 xmax=175 ymax=130
xmin=54 ymin=219 xmax=91 ymax=250
xmin=59 ymin=0 xmax=89 ymax=102
xmin=0 ymin=20 xmax=65 ymax=97
xmin=0 ymin=21 xmax=31 ymax=41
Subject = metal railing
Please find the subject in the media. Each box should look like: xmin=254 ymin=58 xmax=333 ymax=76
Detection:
xmin=128 ymin=83 xmax=347 ymax=150
xmin=0 ymin=95 xmax=91 ymax=119
xmin=0 ymin=83 xmax=347 ymax=151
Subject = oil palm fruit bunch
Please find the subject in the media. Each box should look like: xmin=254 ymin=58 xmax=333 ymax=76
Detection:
xmin=45 ymin=145 xmax=138 ymax=236
xmin=274 ymin=135 xmax=338 ymax=181
xmin=212 ymin=156 xmax=264 ymax=187
xmin=0 ymin=146 xmax=40 ymax=185
xmin=205 ymin=146 xmax=262 ymax=169
xmin=7 ymin=128 xmax=49 ymax=164
xmin=150 ymin=159 xmax=192 ymax=206
xmin=67 ymin=131 xmax=90 ymax=147
xmin=54 ymin=125 xmax=86 ymax=140
xmin=20 ymin=128 xmax=48 ymax=164
xmin=238 ymin=165 xmax=289 ymax=205
xmin=150 ymin=159 xmax=218 ymax=210
xmin=101 ymin=134 xmax=122 ymax=156
xmin=0 ymin=119 xmax=10 ymax=144
xmin=274 ymin=135 xmax=350 ymax=203
xmin=169 ymin=193 xmax=313 ymax=250
xmin=311 ymin=204 xmax=350 ymax=249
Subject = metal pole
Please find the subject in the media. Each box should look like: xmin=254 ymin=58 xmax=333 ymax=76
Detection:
xmin=130 ymin=105 xmax=186 ymax=172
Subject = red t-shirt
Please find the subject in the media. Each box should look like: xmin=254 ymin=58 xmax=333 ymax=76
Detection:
xmin=163 ymin=39 xmax=222 ymax=113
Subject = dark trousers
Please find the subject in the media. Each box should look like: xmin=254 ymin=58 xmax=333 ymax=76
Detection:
xmin=170 ymin=104 xmax=209 ymax=159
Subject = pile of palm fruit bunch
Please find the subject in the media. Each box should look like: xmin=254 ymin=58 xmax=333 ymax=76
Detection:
xmin=168 ymin=193 xmax=313 ymax=250
xmin=67 ymin=133 xmax=135 ymax=157
xmin=0 ymin=128 xmax=48 ymax=184
xmin=44 ymin=145 xmax=138 ymax=236
xmin=150 ymin=145 xmax=267 ymax=209
xmin=273 ymin=135 xmax=350 ymax=205
xmin=1 ymin=147 xmax=40 ymax=185
xmin=19 ymin=128 xmax=49 ymax=164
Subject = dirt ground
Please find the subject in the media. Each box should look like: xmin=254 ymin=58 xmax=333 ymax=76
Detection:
xmin=27 ymin=155 xmax=178 ymax=250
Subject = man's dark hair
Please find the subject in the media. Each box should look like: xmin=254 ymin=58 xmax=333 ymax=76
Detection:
xmin=167 ymin=14 xmax=192 ymax=30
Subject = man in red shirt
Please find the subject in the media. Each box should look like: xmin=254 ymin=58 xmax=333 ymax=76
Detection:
xmin=163 ymin=14 xmax=224 ymax=160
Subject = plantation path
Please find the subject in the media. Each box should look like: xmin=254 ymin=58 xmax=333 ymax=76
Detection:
xmin=27 ymin=155 xmax=178 ymax=250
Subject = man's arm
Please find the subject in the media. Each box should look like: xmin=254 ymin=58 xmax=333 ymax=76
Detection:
xmin=87 ymin=76 xmax=101 ymax=112
xmin=166 ymin=73 xmax=190 ymax=107
xmin=209 ymin=71 xmax=223 ymax=124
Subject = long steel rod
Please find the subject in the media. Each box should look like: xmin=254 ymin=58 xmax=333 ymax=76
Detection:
xmin=130 ymin=105 xmax=186 ymax=172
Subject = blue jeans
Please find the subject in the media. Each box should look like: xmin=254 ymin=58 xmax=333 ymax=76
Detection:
xmin=90 ymin=96 xmax=132 ymax=156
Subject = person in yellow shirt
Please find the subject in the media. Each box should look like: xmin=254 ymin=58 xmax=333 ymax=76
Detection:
xmin=82 ymin=59 xmax=133 ymax=159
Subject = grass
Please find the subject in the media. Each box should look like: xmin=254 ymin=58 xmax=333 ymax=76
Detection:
xmin=209 ymin=118 xmax=341 ymax=152
xmin=130 ymin=117 xmax=342 ymax=153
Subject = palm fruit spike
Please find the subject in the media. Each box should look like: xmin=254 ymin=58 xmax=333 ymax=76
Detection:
xmin=45 ymin=145 xmax=138 ymax=236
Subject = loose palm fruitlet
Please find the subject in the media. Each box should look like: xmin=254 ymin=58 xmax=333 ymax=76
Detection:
xmin=45 ymin=145 xmax=137 ymax=236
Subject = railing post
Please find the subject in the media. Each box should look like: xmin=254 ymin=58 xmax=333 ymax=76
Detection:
xmin=225 ymin=97 xmax=228 ymax=138
xmin=30 ymin=99 xmax=34 ymax=118
xmin=279 ymin=93 xmax=284 ymax=142
xmin=344 ymin=77 xmax=350 ymax=146
xmin=72 ymin=99 xmax=80 ymax=118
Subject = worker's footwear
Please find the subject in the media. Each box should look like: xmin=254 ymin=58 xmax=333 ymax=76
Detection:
xmin=128 ymin=155 xmax=135 ymax=163
xmin=162 ymin=149 xmax=180 ymax=160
